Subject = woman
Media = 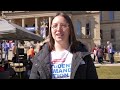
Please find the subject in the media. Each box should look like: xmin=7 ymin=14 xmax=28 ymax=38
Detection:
xmin=29 ymin=12 xmax=98 ymax=79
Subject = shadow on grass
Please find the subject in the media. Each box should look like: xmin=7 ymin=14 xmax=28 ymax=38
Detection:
xmin=116 ymin=61 xmax=120 ymax=63
xmin=95 ymin=66 xmax=101 ymax=68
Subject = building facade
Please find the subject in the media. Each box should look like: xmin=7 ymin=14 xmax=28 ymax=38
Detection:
xmin=100 ymin=11 xmax=120 ymax=51
xmin=1 ymin=11 xmax=101 ymax=51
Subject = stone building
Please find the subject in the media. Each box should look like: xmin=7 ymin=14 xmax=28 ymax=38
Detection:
xmin=0 ymin=11 xmax=102 ymax=51
xmin=100 ymin=11 xmax=120 ymax=51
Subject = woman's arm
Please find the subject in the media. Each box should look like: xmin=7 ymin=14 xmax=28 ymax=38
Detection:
xmin=29 ymin=58 xmax=40 ymax=79
xmin=29 ymin=50 xmax=43 ymax=79
xmin=84 ymin=55 xmax=98 ymax=79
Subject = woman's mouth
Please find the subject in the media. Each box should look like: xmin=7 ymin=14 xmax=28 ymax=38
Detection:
xmin=56 ymin=33 xmax=64 ymax=37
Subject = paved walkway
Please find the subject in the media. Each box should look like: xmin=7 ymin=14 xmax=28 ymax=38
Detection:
xmin=94 ymin=61 xmax=120 ymax=66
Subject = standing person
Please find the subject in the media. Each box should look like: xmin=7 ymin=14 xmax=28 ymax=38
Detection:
xmin=103 ymin=46 xmax=107 ymax=61
xmin=96 ymin=45 xmax=104 ymax=64
xmin=8 ymin=40 xmax=12 ymax=50
xmin=107 ymin=41 xmax=114 ymax=64
xmin=11 ymin=43 xmax=16 ymax=58
xmin=29 ymin=12 xmax=98 ymax=79
xmin=11 ymin=43 xmax=17 ymax=63
xmin=40 ymin=22 xmax=48 ymax=39
xmin=27 ymin=46 xmax=35 ymax=61
xmin=4 ymin=44 xmax=9 ymax=62
xmin=92 ymin=45 xmax=98 ymax=62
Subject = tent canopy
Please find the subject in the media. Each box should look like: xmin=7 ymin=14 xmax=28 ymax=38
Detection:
xmin=0 ymin=19 xmax=43 ymax=41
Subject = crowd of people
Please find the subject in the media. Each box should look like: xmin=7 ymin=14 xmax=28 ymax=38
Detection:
xmin=92 ymin=41 xmax=115 ymax=64
xmin=0 ymin=40 xmax=36 ymax=78
xmin=0 ymin=40 xmax=15 ymax=62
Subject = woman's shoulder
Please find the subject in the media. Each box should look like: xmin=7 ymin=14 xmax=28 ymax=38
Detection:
xmin=71 ymin=41 xmax=88 ymax=53
xmin=32 ymin=43 xmax=50 ymax=63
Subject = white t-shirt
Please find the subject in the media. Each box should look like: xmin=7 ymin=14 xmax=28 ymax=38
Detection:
xmin=51 ymin=50 xmax=73 ymax=79
xmin=93 ymin=49 xmax=97 ymax=55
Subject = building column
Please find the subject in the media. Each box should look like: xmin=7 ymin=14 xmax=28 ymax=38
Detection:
xmin=35 ymin=17 xmax=38 ymax=34
xmin=49 ymin=16 xmax=52 ymax=31
xmin=92 ymin=15 xmax=101 ymax=46
xmin=22 ymin=18 xmax=25 ymax=27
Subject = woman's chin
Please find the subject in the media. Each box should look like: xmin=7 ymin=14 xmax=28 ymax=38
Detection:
xmin=55 ymin=38 xmax=63 ymax=42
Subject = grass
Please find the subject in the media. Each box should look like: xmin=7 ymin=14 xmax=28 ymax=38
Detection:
xmin=96 ymin=66 xmax=120 ymax=79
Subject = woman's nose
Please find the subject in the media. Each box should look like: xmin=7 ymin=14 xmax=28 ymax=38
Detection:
xmin=56 ymin=25 xmax=62 ymax=31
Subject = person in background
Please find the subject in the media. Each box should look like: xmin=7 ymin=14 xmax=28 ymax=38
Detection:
xmin=29 ymin=12 xmax=98 ymax=79
xmin=4 ymin=44 xmax=9 ymax=62
xmin=8 ymin=40 xmax=12 ymax=50
xmin=27 ymin=45 xmax=35 ymax=61
xmin=107 ymin=41 xmax=114 ymax=64
xmin=11 ymin=43 xmax=17 ymax=63
xmin=92 ymin=45 xmax=98 ymax=62
xmin=96 ymin=45 xmax=104 ymax=64
xmin=0 ymin=62 xmax=5 ymax=72
xmin=103 ymin=46 xmax=107 ymax=61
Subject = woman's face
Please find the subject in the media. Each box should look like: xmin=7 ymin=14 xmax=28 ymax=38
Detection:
xmin=51 ymin=16 xmax=70 ymax=43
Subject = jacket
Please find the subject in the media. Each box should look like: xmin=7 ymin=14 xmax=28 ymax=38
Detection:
xmin=29 ymin=42 xmax=98 ymax=79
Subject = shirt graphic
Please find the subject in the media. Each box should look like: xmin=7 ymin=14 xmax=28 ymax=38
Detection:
xmin=51 ymin=50 xmax=73 ymax=79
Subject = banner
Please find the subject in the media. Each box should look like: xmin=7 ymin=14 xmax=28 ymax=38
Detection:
xmin=25 ymin=27 xmax=35 ymax=32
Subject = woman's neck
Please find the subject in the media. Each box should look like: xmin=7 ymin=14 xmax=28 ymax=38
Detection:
xmin=54 ymin=42 xmax=69 ymax=52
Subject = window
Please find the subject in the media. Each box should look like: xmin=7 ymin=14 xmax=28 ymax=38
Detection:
xmin=112 ymin=44 xmax=116 ymax=51
xmin=0 ymin=11 xmax=2 ymax=16
xmin=100 ymin=12 xmax=102 ymax=21
xmin=25 ymin=24 xmax=28 ymax=27
xmin=86 ymin=23 xmax=90 ymax=35
xmin=111 ymin=29 xmax=115 ymax=39
xmin=76 ymin=20 xmax=81 ymax=36
xmin=100 ymin=29 xmax=103 ymax=39
xmin=109 ymin=11 xmax=114 ymax=21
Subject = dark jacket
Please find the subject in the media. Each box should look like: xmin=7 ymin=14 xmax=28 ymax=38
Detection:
xmin=29 ymin=42 xmax=98 ymax=79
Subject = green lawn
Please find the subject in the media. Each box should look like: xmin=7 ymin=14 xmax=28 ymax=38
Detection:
xmin=96 ymin=66 xmax=120 ymax=79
